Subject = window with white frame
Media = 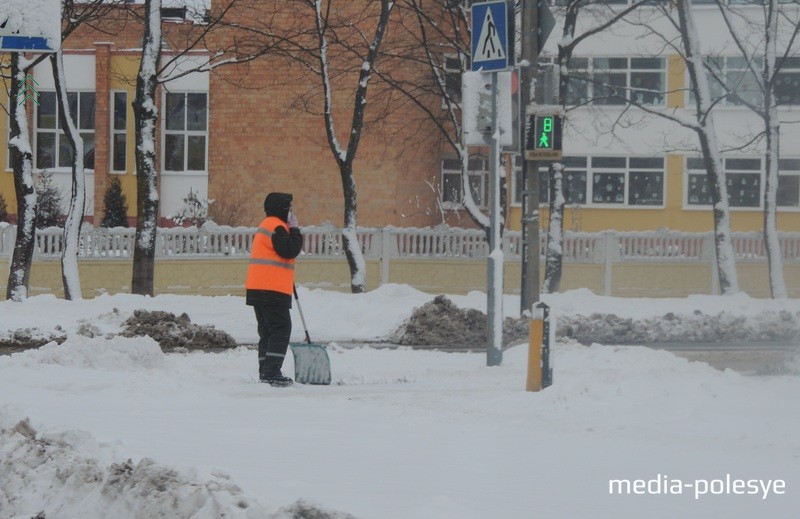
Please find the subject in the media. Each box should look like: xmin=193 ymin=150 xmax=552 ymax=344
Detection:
xmin=512 ymin=155 xmax=549 ymax=206
xmin=35 ymin=91 xmax=95 ymax=170
xmin=111 ymin=91 xmax=127 ymax=172
xmin=589 ymin=156 xmax=665 ymax=206
xmin=538 ymin=56 xmax=665 ymax=106
xmin=686 ymin=157 xmax=712 ymax=205
xmin=163 ymin=92 xmax=208 ymax=172
xmin=778 ymin=159 xmax=800 ymax=208
xmin=513 ymin=155 xmax=589 ymax=206
xmin=441 ymin=155 xmax=488 ymax=208
xmin=698 ymin=56 xmax=800 ymax=107
xmin=726 ymin=158 xmax=761 ymax=207
xmin=562 ymin=157 xmax=589 ymax=205
xmin=686 ymin=156 xmax=799 ymax=209
xmin=775 ymin=57 xmax=800 ymax=105
xmin=443 ymin=54 xmax=465 ymax=107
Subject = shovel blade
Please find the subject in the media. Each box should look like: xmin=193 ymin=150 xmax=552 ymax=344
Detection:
xmin=290 ymin=343 xmax=331 ymax=385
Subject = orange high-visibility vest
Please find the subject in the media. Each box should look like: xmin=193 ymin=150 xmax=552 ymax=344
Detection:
xmin=245 ymin=217 xmax=295 ymax=295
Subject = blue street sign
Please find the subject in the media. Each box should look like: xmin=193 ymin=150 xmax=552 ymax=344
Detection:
xmin=0 ymin=36 xmax=56 ymax=53
xmin=471 ymin=1 xmax=509 ymax=72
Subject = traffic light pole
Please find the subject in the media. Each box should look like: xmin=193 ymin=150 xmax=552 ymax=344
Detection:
xmin=487 ymin=71 xmax=503 ymax=367
xmin=519 ymin=0 xmax=540 ymax=315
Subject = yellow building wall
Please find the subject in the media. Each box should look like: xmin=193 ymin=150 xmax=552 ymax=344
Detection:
xmin=108 ymin=54 xmax=140 ymax=218
xmin=1 ymin=88 xmax=16 ymax=214
xmin=667 ymin=54 xmax=685 ymax=110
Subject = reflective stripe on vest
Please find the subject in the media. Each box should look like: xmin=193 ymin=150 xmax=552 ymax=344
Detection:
xmin=249 ymin=258 xmax=294 ymax=270
xmin=245 ymin=216 xmax=295 ymax=294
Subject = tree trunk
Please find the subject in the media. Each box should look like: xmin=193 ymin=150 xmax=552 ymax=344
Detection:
xmin=763 ymin=112 xmax=786 ymax=299
xmin=762 ymin=0 xmax=787 ymax=298
xmin=542 ymin=163 xmax=564 ymax=293
xmin=313 ymin=0 xmax=392 ymax=293
xmin=52 ymin=50 xmax=86 ymax=300
xmin=339 ymin=165 xmax=365 ymax=293
xmin=6 ymin=54 xmax=37 ymax=302
xmin=132 ymin=0 xmax=162 ymax=296
xmin=543 ymin=2 xmax=578 ymax=295
xmin=675 ymin=0 xmax=739 ymax=294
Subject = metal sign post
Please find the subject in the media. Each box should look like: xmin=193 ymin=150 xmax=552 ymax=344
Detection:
xmin=472 ymin=1 xmax=508 ymax=367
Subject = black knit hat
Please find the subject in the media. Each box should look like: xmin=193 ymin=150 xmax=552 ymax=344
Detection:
xmin=263 ymin=192 xmax=292 ymax=221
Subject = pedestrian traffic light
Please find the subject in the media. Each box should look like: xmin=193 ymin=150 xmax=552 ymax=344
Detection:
xmin=525 ymin=114 xmax=562 ymax=159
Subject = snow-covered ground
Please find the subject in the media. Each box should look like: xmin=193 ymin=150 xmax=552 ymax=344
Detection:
xmin=1 ymin=285 xmax=799 ymax=518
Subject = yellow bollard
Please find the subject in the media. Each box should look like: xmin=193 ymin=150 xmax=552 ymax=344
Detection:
xmin=527 ymin=315 xmax=543 ymax=392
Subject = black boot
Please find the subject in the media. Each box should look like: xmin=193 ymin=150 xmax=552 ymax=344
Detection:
xmin=260 ymin=366 xmax=293 ymax=387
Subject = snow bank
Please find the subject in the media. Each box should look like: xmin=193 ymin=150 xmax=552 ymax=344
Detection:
xmin=0 ymin=416 xmax=272 ymax=519
xmin=4 ymin=336 xmax=167 ymax=371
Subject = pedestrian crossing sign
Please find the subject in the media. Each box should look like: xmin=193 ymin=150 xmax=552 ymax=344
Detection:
xmin=471 ymin=1 xmax=509 ymax=72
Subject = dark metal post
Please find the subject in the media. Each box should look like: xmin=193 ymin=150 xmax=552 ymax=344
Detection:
xmin=520 ymin=0 xmax=540 ymax=314
xmin=539 ymin=301 xmax=552 ymax=388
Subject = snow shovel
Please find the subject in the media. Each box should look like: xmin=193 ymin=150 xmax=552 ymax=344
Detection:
xmin=290 ymin=286 xmax=331 ymax=385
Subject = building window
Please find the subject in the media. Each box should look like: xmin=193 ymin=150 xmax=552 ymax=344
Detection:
xmin=726 ymin=158 xmax=761 ymax=207
xmin=512 ymin=155 xmax=590 ymax=206
xmin=696 ymin=56 xmax=800 ymax=107
xmin=443 ymin=54 xmax=465 ymax=107
xmin=778 ymin=159 xmax=800 ymax=207
xmin=775 ymin=57 xmax=800 ymax=106
xmin=35 ymin=91 xmax=95 ymax=170
xmin=591 ymin=156 xmax=626 ymax=203
xmin=512 ymin=155 xmax=549 ymax=206
xmin=562 ymin=157 xmax=589 ymax=205
xmin=111 ymin=91 xmax=127 ymax=172
xmin=441 ymin=155 xmax=488 ymax=208
xmin=538 ymin=56 xmax=665 ymax=106
xmin=586 ymin=156 xmax=664 ymax=206
xmin=628 ymin=157 xmax=665 ymax=205
xmin=686 ymin=157 xmax=712 ymax=205
xmin=163 ymin=92 xmax=208 ymax=172
xmin=686 ymin=156 xmax=799 ymax=209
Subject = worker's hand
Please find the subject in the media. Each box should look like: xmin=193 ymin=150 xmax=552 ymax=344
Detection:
xmin=287 ymin=210 xmax=299 ymax=228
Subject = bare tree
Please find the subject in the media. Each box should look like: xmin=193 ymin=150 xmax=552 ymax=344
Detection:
xmin=4 ymin=53 xmax=37 ymax=301
xmin=542 ymin=0 xmax=650 ymax=294
xmin=276 ymin=0 xmax=394 ymax=293
xmin=51 ymin=50 xmax=86 ymax=300
xmin=621 ymin=0 xmax=740 ymax=293
xmin=129 ymin=1 xmax=295 ymax=295
xmin=556 ymin=1 xmax=740 ymax=293
xmin=711 ymin=0 xmax=800 ymax=298
xmin=1 ymin=0 xmax=123 ymax=301
xmin=131 ymin=0 xmax=162 ymax=295
xmin=377 ymin=0 xmax=494 ymax=234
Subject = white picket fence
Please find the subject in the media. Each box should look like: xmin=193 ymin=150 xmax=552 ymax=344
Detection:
xmin=1 ymin=222 xmax=799 ymax=266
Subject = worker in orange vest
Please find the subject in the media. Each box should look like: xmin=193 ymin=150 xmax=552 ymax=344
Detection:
xmin=245 ymin=192 xmax=303 ymax=386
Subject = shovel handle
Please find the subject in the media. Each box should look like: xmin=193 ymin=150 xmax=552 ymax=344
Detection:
xmin=293 ymin=285 xmax=312 ymax=344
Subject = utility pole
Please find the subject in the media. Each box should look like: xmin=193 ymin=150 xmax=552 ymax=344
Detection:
xmin=519 ymin=0 xmax=539 ymax=314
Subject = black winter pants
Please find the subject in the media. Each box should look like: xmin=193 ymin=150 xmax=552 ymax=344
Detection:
xmin=253 ymin=305 xmax=292 ymax=377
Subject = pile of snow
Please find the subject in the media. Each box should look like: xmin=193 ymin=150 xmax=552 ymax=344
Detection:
xmin=558 ymin=309 xmax=800 ymax=344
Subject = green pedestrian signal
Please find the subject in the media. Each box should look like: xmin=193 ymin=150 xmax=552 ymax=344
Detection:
xmin=537 ymin=116 xmax=554 ymax=149
xmin=525 ymin=115 xmax=562 ymax=160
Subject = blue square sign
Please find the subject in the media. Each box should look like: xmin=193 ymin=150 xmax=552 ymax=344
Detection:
xmin=471 ymin=1 xmax=509 ymax=72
